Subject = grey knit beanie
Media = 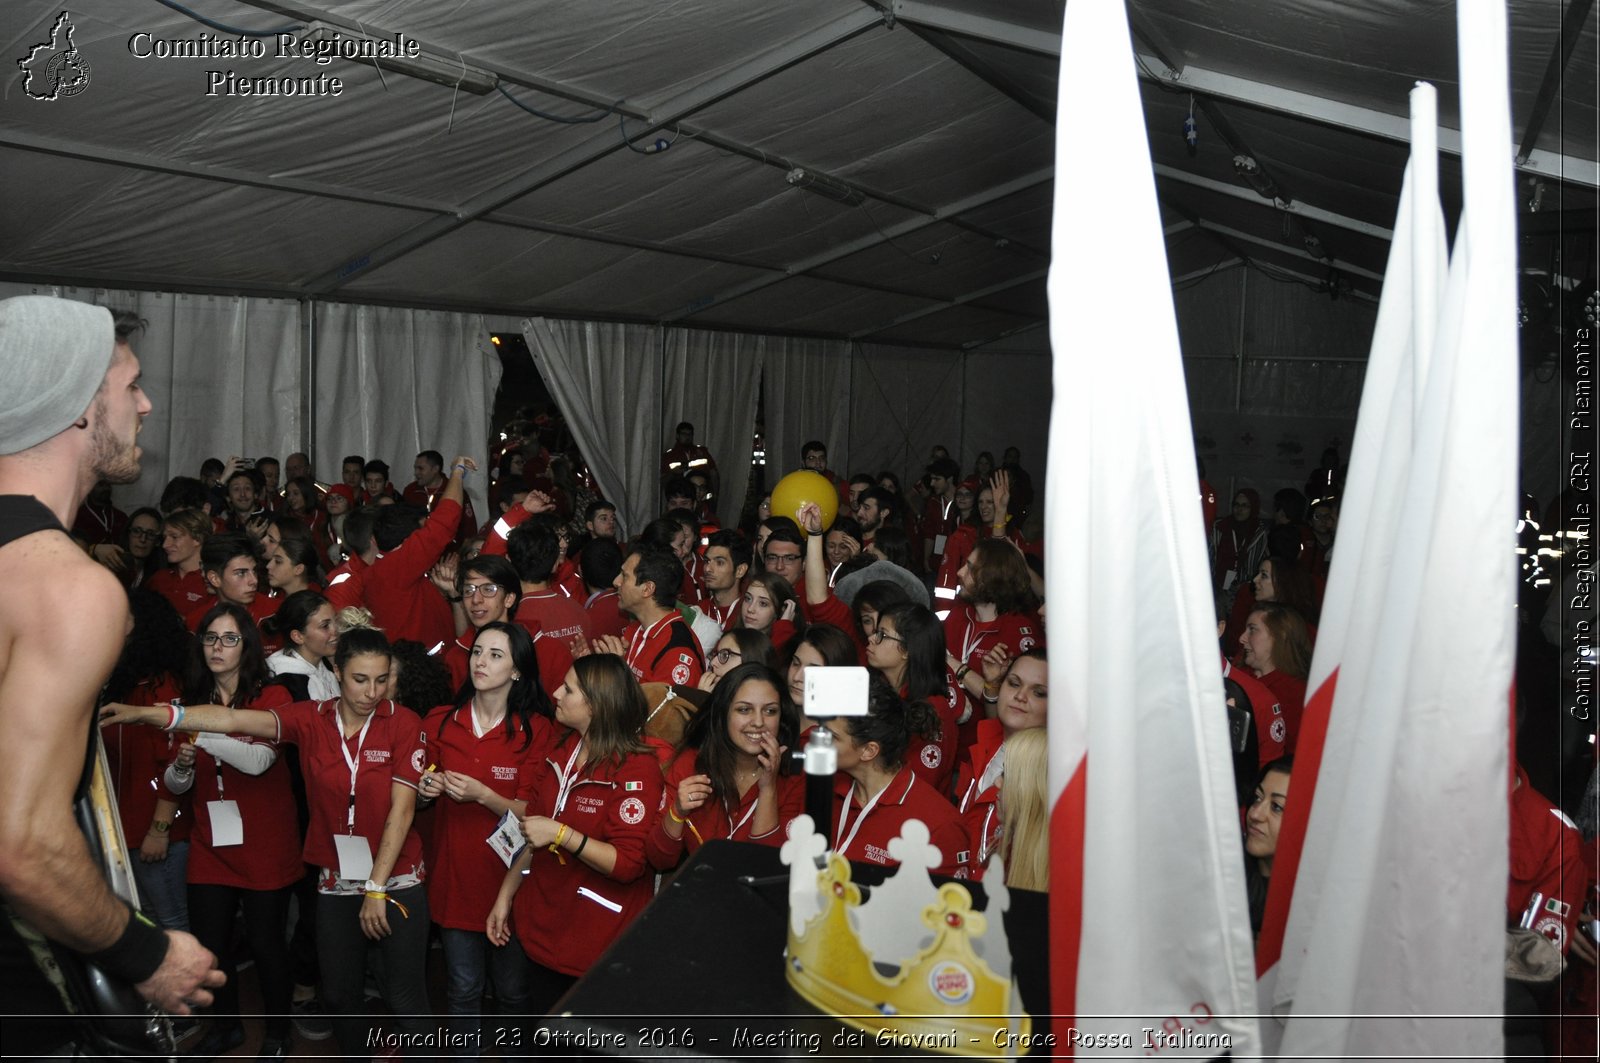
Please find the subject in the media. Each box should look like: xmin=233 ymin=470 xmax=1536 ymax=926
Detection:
xmin=0 ymin=296 xmax=115 ymax=456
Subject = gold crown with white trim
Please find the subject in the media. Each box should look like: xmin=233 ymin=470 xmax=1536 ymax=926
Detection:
xmin=780 ymin=817 xmax=1030 ymax=1055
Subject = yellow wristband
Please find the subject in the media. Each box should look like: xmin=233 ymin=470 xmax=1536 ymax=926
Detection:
xmin=667 ymin=806 xmax=687 ymax=824
xmin=364 ymin=890 xmax=388 ymax=900
xmin=554 ymin=822 xmax=569 ymax=848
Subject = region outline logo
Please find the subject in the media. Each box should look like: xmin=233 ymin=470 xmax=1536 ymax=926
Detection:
xmin=19 ymin=11 xmax=92 ymax=101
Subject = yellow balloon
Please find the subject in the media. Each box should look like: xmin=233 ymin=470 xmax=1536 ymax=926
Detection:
xmin=770 ymin=470 xmax=838 ymax=534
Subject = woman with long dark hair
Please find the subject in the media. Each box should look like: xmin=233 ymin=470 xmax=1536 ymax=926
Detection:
xmin=945 ymin=539 xmax=1045 ymax=748
xmin=867 ymin=603 xmax=957 ymax=796
xmin=417 ymin=622 xmax=554 ymax=1052
xmin=163 ymin=603 xmax=300 ymax=1058
xmin=1239 ymin=604 xmax=1311 ymax=752
xmin=263 ymin=590 xmax=339 ymax=700
xmin=647 ymin=662 xmax=802 ymax=872
xmin=697 ymin=627 xmax=777 ymax=693
xmin=487 ymin=655 xmax=664 ymax=1014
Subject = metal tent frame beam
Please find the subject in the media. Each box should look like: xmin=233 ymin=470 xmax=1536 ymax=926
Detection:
xmin=881 ymin=0 xmax=1598 ymax=188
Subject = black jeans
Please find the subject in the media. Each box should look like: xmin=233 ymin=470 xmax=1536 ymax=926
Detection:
xmin=317 ymin=884 xmax=432 ymax=1056
xmin=187 ymin=881 xmax=293 ymax=1041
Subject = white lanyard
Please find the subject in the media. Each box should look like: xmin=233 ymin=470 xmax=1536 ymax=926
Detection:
xmin=835 ymin=774 xmax=895 ymax=855
xmin=724 ymin=793 xmax=759 ymax=839
xmin=334 ymin=702 xmax=376 ymax=832
xmin=550 ymin=739 xmax=586 ymax=816
xmin=959 ymin=617 xmax=992 ymax=664
xmin=628 ymin=614 xmax=674 ymax=669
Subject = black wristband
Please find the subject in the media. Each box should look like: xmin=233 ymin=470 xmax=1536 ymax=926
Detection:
xmin=87 ymin=906 xmax=169 ymax=985
xmin=572 ymin=832 xmax=589 ymax=858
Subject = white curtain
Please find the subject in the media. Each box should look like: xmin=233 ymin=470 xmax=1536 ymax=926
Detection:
xmin=761 ymin=336 xmax=853 ymax=486
xmin=315 ymin=303 xmax=499 ymax=515
xmin=523 ymin=316 xmax=661 ymax=536
xmin=7 ymin=285 xmax=304 ymax=511
xmin=852 ymin=343 xmax=965 ymax=485
xmin=661 ymin=329 xmax=765 ymax=526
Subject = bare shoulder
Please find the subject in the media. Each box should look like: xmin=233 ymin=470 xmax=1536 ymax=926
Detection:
xmin=0 ymin=531 xmax=125 ymax=679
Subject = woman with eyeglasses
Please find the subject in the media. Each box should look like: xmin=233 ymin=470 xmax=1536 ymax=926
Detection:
xmin=647 ymin=662 xmax=803 ymax=873
xmin=487 ymin=655 xmax=665 ymax=1014
xmin=866 ymin=603 xmax=958 ymax=797
xmin=416 ymin=622 xmax=554 ymax=1052
xmin=698 ymin=628 xmax=777 ymax=692
xmin=128 ymin=603 xmax=301 ymax=1059
xmin=117 ymin=506 xmax=165 ymax=589
xmin=103 ymin=627 xmax=436 ymax=1056
xmin=147 ymin=507 xmax=211 ymax=616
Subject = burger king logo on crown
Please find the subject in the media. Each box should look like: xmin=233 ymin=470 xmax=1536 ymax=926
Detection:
xmin=928 ymin=961 xmax=975 ymax=1005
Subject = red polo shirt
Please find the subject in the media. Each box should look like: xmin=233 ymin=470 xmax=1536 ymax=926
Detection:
xmin=147 ymin=568 xmax=209 ymax=616
xmin=832 ymin=767 xmax=969 ymax=877
xmin=175 ymin=683 xmax=302 ymax=890
xmin=271 ymin=699 xmax=427 ymax=884
xmin=585 ymin=588 xmax=627 ymax=639
xmin=515 ymin=590 xmax=594 ymax=697
xmin=422 ymin=704 xmax=557 ymax=930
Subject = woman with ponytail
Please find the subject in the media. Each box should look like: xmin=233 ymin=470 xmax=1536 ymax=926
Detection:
xmin=822 ymin=673 xmax=969 ymax=877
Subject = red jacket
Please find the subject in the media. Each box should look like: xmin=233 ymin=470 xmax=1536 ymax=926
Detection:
xmin=322 ymin=555 xmax=367 ymax=613
xmin=623 ymin=613 xmax=704 ymax=687
xmin=104 ymin=675 xmax=192 ymax=846
xmin=514 ymin=590 xmax=594 ymax=697
xmin=1221 ymin=659 xmax=1288 ymax=765
xmin=1507 ymin=767 xmax=1587 ymax=956
xmin=364 ymin=498 xmax=460 ymax=648
xmin=401 ymin=481 xmax=479 ymax=544
xmin=954 ymin=718 xmax=1006 ymax=880
xmin=511 ymin=736 xmax=665 ymax=976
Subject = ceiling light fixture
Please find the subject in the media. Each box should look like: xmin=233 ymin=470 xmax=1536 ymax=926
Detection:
xmin=300 ymin=21 xmax=498 ymax=94
xmin=785 ymin=166 xmax=864 ymax=206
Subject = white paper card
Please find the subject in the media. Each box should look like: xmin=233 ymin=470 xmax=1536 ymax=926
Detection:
xmin=333 ymin=834 xmax=373 ymax=882
xmin=206 ymin=800 xmax=243 ymax=847
xmin=488 ymin=809 xmax=526 ymax=868
xmin=933 ymin=534 xmax=948 ymax=554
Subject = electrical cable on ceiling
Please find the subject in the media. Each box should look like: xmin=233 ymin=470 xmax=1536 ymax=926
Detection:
xmin=151 ymin=0 xmax=300 ymax=36
xmin=498 ymin=85 xmax=620 ymax=124
xmin=619 ymin=114 xmax=679 ymax=154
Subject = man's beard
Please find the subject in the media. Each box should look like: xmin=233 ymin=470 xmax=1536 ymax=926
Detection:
xmin=88 ymin=402 xmax=141 ymax=485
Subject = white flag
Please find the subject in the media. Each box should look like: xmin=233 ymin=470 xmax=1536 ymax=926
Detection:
xmin=1046 ymin=1 xmax=1260 ymax=1055
xmin=1259 ymin=1 xmax=1518 ymax=1057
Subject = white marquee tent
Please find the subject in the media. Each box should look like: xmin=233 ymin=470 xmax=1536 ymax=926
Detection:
xmin=2 ymin=0 xmax=1593 ymax=525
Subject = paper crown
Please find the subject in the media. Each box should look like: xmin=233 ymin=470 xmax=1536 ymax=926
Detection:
xmin=780 ymin=816 xmax=1030 ymax=1055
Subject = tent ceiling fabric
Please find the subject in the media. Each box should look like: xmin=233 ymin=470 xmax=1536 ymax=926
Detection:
xmin=1 ymin=0 xmax=1593 ymax=346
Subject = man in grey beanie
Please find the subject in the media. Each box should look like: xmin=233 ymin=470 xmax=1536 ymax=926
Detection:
xmin=0 ymin=296 xmax=223 ymax=1049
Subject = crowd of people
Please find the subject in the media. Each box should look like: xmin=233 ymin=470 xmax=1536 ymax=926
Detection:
xmin=1 ymin=297 xmax=1591 ymax=1059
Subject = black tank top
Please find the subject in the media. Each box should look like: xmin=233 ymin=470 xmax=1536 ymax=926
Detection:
xmin=0 ymin=494 xmax=66 ymax=545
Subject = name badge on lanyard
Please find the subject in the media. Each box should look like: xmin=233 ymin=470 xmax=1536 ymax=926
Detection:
xmin=207 ymin=754 xmax=243 ymax=846
xmin=333 ymin=709 xmax=376 ymax=881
